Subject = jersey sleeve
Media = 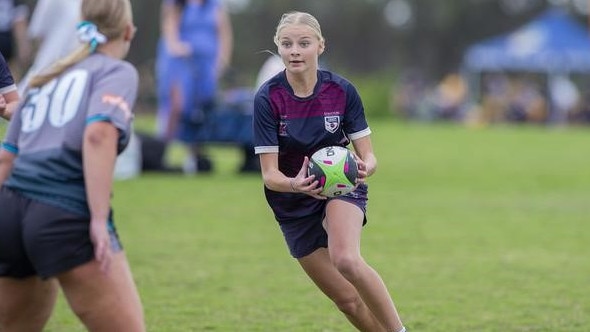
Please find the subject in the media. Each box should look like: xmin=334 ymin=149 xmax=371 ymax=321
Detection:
xmin=343 ymin=82 xmax=371 ymax=140
xmin=85 ymin=62 xmax=138 ymax=152
xmin=0 ymin=53 xmax=16 ymax=94
xmin=253 ymin=89 xmax=279 ymax=154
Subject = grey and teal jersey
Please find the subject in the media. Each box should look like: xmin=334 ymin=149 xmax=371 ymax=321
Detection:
xmin=253 ymin=69 xmax=371 ymax=223
xmin=1 ymin=53 xmax=138 ymax=217
xmin=0 ymin=51 xmax=16 ymax=94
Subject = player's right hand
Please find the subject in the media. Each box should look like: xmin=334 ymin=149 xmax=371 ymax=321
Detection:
xmin=292 ymin=156 xmax=326 ymax=200
xmin=90 ymin=219 xmax=113 ymax=274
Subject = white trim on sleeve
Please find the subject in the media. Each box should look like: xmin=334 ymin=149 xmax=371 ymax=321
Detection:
xmin=348 ymin=127 xmax=372 ymax=140
xmin=0 ymin=84 xmax=17 ymax=95
xmin=255 ymin=146 xmax=279 ymax=154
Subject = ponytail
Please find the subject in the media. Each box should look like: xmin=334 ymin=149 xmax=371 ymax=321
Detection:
xmin=29 ymin=20 xmax=109 ymax=88
xmin=29 ymin=45 xmax=92 ymax=88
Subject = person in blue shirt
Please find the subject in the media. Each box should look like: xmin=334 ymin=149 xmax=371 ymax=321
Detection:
xmin=0 ymin=0 xmax=145 ymax=331
xmin=253 ymin=11 xmax=407 ymax=332
xmin=0 ymin=51 xmax=19 ymax=120
xmin=155 ymin=0 xmax=233 ymax=173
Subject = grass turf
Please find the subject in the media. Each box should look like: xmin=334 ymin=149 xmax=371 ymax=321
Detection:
xmin=2 ymin=118 xmax=589 ymax=331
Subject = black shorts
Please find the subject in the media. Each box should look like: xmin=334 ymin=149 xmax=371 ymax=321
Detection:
xmin=279 ymin=186 xmax=368 ymax=259
xmin=0 ymin=186 xmax=123 ymax=279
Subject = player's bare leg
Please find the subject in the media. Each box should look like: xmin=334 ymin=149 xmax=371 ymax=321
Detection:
xmin=0 ymin=277 xmax=58 ymax=331
xmin=324 ymin=199 xmax=404 ymax=332
xmin=57 ymin=252 xmax=144 ymax=332
xmin=299 ymin=248 xmax=386 ymax=331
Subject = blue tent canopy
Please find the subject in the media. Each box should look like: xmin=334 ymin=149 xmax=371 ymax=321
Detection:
xmin=464 ymin=9 xmax=590 ymax=73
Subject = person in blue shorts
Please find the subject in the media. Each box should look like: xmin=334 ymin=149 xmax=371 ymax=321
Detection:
xmin=0 ymin=0 xmax=145 ymax=331
xmin=155 ymin=0 xmax=233 ymax=173
xmin=0 ymin=51 xmax=19 ymax=120
xmin=253 ymin=11 xmax=407 ymax=332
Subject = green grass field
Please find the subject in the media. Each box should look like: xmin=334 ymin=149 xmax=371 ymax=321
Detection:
xmin=2 ymin=118 xmax=589 ymax=331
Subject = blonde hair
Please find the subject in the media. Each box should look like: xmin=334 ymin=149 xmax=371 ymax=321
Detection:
xmin=29 ymin=0 xmax=133 ymax=88
xmin=273 ymin=11 xmax=325 ymax=47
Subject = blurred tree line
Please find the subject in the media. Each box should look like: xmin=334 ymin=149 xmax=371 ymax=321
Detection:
xmin=120 ymin=0 xmax=582 ymax=78
xmin=21 ymin=0 xmax=588 ymax=105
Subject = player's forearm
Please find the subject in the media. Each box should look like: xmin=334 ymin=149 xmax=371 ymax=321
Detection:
xmin=161 ymin=3 xmax=182 ymax=44
xmin=217 ymin=9 xmax=233 ymax=73
xmin=0 ymin=150 xmax=15 ymax=185
xmin=83 ymin=122 xmax=117 ymax=221
xmin=262 ymin=169 xmax=294 ymax=193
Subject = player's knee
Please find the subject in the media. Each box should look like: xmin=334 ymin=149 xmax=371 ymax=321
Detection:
xmin=69 ymin=301 xmax=95 ymax=324
xmin=332 ymin=254 xmax=363 ymax=281
xmin=333 ymin=293 xmax=364 ymax=316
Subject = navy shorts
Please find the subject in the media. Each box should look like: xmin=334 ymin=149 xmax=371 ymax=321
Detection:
xmin=279 ymin=185 xmax=368 ymax=259
xmin=0 ymin=187 xmax=123 ymax=279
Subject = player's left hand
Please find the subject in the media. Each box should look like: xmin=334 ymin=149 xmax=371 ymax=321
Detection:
xmin=355 ymin=156 xmax=367 ymax=184
xmin=354 ymin=152 xmax=376 ymax=184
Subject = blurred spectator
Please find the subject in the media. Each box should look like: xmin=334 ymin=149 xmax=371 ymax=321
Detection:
xmin=569 ymin=90 xmax=590 ymax=124
xmin=155 ymin=0 xmax=233 ymax=174
xmin=479 ymin=72 xmax=510 ymax=125
xmin=548 ymin=74 xmax=580 ymax=124
xmin=390 ymin=68 xmax=430 ymax=120
xmin=431 ymin=73 xmax=467 ymax=121
xmin=18 ymin=0 xmax=82 ymax=95
xmin=0 ymin=0 xmax=31 ymax=78
xmin=255 ymin=54 xmax=284 ymax=90
xmin=506 ymin=77 xmax=547 ymax=124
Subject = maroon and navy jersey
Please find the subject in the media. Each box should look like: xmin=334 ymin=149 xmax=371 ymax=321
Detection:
xmin=253 ymin=69 xmax=371 ymax=223
xmin=0 ymin=51 xmax=16 ymax=95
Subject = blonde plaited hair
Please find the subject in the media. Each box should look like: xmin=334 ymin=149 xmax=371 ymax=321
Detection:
xmin=273 ymin=11 xmax=325 ymax=46
xmin=29 ymin=0 xmax=133 ymax=88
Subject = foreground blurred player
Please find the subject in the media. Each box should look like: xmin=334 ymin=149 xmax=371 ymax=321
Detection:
xmin=0 ymin=0 xmax=145 ymax=331
xmin=0 ymin=51 xmax=19 ymax=120
xmin=253 ymin=11 xmax=407 ymax=332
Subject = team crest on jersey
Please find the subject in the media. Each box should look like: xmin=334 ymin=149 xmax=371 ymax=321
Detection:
xmin=324 ymin=116 xmax=340 ymax=133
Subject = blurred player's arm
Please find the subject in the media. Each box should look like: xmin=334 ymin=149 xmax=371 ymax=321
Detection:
xmin=0 ymin=149 xmax=15 ymax=184
xmin=83 ymin=120 xmax=118 ymax=272
xmin=161 ymin=1 xmax=191 ymax=56
xmin=84 ymin=121 xmax=117 ymax=222
xmin=12 ymin=3 xmax=32 ymax=70
xmin=216 ymin=5 xmax=233 ymax=75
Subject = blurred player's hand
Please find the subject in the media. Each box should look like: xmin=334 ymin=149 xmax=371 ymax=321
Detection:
xmin=90 ymin=219 xmax=112 ymax=274
xmin=0 ymin=95 xmax=6 ymax=118
xmin=168 ymin=40 xmax=192 ymax=57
